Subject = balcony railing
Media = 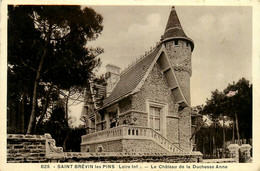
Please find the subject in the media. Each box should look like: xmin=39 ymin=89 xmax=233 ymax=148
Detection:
xmin=81 ymin=125 xmax=182 ymax=153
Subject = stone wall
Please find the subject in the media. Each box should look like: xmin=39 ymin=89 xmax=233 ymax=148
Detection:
xmin=166 ymin=117 xmax=180 ymax=143
xmin=62 ymin=153 xmax=202 ymax=163
xmin=132 ymin=63 xmax=177 ymax=114
xmin=118 ymin=111 xmax=148 ymax=127
xmin=7 ymin=134 xmax=203 ymax=163
xmin=164 ymin=39 xmax=192 ymax=151
xmin=131 ymin=63 xmax=179 ymax=142
xmin=179 ymin=107 xmax=192 ymax=152
xmin=165 ymin=40 xmax=192 ymax=69
xmin=81 ymin=140 xmax=123 ymax=153
xmin=122 ymin=139 xmax=169 ymax=153
xmin=81 ymin=138 xmax=169 ymax=154
xmin=7 ymin=134 xmax=47 ymax=163
xmin=119 ymin=97 xmax=132 ymax=113
xmin=8 ymin=135 xmax=253 ymax=163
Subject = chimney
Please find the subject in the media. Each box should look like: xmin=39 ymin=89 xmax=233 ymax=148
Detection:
xmin=105 ymin=64 xmax=121 ymax=97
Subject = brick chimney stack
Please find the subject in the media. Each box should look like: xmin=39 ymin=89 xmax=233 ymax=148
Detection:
xmin=105 ymin=64 xmax=121 ymax=97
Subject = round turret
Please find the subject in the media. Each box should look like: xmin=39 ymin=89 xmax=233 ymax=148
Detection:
xmin=162 ymin=6 xmax=194 ymax=105
xmin=162 ymin=6 xmax=194 ymax=52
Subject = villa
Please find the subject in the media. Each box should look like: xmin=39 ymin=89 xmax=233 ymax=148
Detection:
xmin=81 ymin=6 xmax=197 ymax=154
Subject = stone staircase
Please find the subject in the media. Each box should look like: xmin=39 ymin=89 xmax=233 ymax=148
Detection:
xmin=81 ymin=125 xmax=183 ymax=154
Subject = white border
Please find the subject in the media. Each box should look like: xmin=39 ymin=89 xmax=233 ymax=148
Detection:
xmin=1 ymin=1 xmax=260 ymax=171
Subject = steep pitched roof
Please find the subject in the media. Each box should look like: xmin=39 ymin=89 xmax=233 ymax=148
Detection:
xmin=102 ymin=45 xmax=162 ymax=108
xmin=162 ymin=6 xmax=194 ymax=51
xmin=101 ymin=6 xmax=193 ymax=109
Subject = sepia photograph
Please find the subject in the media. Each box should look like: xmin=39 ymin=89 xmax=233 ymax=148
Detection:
xmin=0 ymin=1 xmax=259 ymax=170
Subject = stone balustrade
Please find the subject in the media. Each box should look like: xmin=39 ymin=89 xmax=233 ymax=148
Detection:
xmin=81 ymin=125 xmax=182 ymax=153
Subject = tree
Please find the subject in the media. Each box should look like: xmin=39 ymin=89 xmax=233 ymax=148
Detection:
xmin=200 ymin=78 xmax=252 ymax=158
xmin=8 ymin=5 xmax=104 ymax=134
xmin=223 ymin=78 xmax=252 ymax=144
xmin=37 ymin=103 xmax=69 ymax=148
xmin=202 ymin=89 xmax=226 ymax=157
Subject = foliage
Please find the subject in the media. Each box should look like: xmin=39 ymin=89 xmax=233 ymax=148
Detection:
xmin=8 ymin=5 xmax=104 ymax=134
xmin=223 ymin=78 xmax=252 ymax=140
xmin=64 ymin=127 xmax=86 ymax=152
xmin=37 ymin=103 xmax=86 ymax=152
xmin=198 ymin=78 xmax=252 ymax=157
xmin=196 ymin=124 xmax=233 ymax=158
xmin=203 ymin=89 xmax=225 ymax=121
xmin=37 ymin=105 xmax=69 ymax=147
xmin=202 ymin=78 xmax=252 ymax=140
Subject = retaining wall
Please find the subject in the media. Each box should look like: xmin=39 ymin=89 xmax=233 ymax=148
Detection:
xmin=7 ymin=134 xmax=202 ymax=163
xmin=7 ymin=134 xmax=47 ymax=163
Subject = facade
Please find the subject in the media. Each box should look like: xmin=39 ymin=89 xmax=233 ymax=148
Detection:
xmin=81 ymin=7 xmax=196 ymax=154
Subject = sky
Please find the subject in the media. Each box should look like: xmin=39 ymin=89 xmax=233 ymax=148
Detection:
xmin=67 ymin=6 xmax=252 ymax=127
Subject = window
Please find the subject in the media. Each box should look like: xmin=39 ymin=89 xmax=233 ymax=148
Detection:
xmin=174 ymin=40 xmax=178 ymax=46
xmin=146 ymin=100 xmax=168 ymax=136
xmin=149 ymin=106 xmax=162 ymax=131
xmin=105 ymin=104 xmax=119 ymax=129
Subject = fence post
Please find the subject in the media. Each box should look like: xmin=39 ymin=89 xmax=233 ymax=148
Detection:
xmin=227 ymin=144 xmax=240 ymax=163
xmin=239 ymin=144 xmax=252 ymax=163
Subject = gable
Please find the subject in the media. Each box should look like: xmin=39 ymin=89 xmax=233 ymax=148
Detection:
xmin=131 ymin=61 xmax=178 ymax=114
xmin=101 ymin=45 xmax=162 ymax=108
xmin=101 ymin=44 xmax=189 ymax=109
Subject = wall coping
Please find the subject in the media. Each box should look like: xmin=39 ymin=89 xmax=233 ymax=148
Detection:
xmin=203 ymin=158 xmax=236 ymax=163
xmin=7 ymin=134 xmax=45 ymax=140
xmin=64 ymin=151 xmax=202 ymax=159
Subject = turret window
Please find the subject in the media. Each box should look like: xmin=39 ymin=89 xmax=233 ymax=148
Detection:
xmin=186 ymin=42 xmax=189 ymax=47
xmin=174 ymin=40 xmax=178 ymax=46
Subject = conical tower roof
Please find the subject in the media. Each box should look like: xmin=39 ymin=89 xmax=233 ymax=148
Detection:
xmin=162 ymin=6 xmax=194 ymax=51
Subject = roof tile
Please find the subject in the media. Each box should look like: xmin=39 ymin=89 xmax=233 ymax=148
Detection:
xmin=162 ymin=7 xmax=194 ymax=51
xmin=102 ymin=45 xmax=162 ymax=107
